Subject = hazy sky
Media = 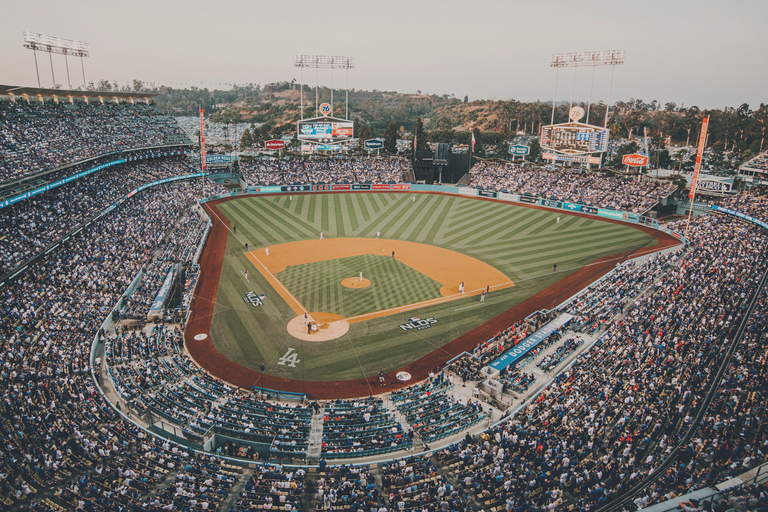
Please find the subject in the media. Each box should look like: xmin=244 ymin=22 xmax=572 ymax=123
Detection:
xmin=2 ymin=0 xmax=766 ymax=109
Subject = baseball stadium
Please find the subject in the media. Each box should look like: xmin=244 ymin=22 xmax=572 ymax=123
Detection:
xmin=2 ymin=9 xmax=768 ymax=512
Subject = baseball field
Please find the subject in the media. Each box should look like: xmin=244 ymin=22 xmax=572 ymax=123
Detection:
xmin=186 ymin=192 xmax=674 ymax=398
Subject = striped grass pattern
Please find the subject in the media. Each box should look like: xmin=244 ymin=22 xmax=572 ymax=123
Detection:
xmin=276 ymin=254 xmax=443 ymax=317
xmin=218 ymin=193 xmax=653 ymax=284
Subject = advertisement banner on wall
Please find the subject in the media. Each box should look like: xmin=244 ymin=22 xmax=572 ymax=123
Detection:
xmin=478 ymin=190 xmax=498 ymax=198
xmin=281 ymin=185 xmax=312 ymax=192
xmin=311 ymin=184 xmax=331 ymax=191
xmin=458 ymin=187 xmax=476 ymax=196
xmin=352 ymin=184 xmax=371 ymax=190
xmin=332 ymin=184 xmax=351 ymax=190
xmin=519 ymin=196 xmax=537 ymax=204
xmin=540 ymin=199 xmax=563 ymax=208
xmin=582 ymin=206 xmax=598 ymax=214
xmin=373 ymin=184 xmax=392 ymax=190
xmin=563 ymin=202 xmax=582 ymax=212
xmin=498 ymin=192 xmax=519 ymax=202
xmin=597 ymin=208 xmax=637 ymax=221
xmin=259 ymin=186 xmax=282 ymax=193
xmin=392 ymin=184 xmax=411 ymax=190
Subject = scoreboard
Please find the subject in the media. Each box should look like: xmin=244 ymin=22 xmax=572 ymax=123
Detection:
xmin=297 ymin=116 xmax=354 ymax=144
xmin=540 ymin=122 xmax=610 ymax=155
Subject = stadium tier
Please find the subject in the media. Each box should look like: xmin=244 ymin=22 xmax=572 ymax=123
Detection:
xmin=0 ymin=99 xmax=191 ymax=186
xmin=2 ymin=101 xmax=768 ymax=512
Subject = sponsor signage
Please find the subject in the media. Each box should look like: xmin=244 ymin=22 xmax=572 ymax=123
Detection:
xmin=399 ymin=316 xmax=438 ymax=331
xmin=478 ymin=190 xmax=497 ymax=198
xmin=697 ymin=180 xmax=732 ymax=193
xmin=509 ymin=144 xmax=530 ymax=156
xmin=311 ymin=184 xmax=331 ymax=191
xmin=396 ymin=371 xmax=412 ymax=382
xmin=597 ymin=208 xmax=636 ymax=221
xmin=622 ymin=153 xmax=649 ymax=167
xmin=583 ymin=206 xmax=598 ymax=214
xmin=364 ymin=139 xmax=384 ymax=149
xmin=712 ymin=205 xmax=768 ymax=230
xmin=519 ymin=196 xmax=537 ymax=204
xmin=498 ymin=192 xmax=519 ymax=202
xmin=265 ymin=139 xmax=286 ymax=150
xmin=243 ymin=291 xmax=268 ymax=307
xmin=259 ymin=186 xmax=282 ymax=193
xmin=569 ymin=106 xmax=585 ymax=121
xmin=206 ymin=154 xmax=232 ymax=164
xmin=316 ymin=144 xmax=342 ymax=151
xmin=540 ymin=199 xmax=562 ymax=208
xmin=332 ymin=184 xmax=351 ymax=190
xmin=563 ymin=202 xmax=581 ymax=212
xmin=392 ymin=184 xmax=411 ymax=190
xmin=319 ymin=102 xmax=332 ymax=116
xmin=282 ymin=185 xmax=312 ymax=192
xmin=458 ymin=187 xmax=476 ymax=196
xmin=373 ymin=184 xmax=391 ymax=190
xmin=352 ymin=184 xmax=372 ymax=190
xmin=490 ymin=313 xmax=574 ymax=371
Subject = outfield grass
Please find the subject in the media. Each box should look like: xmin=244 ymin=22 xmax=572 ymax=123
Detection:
xmin=208 ymin=193 xmax=656 ymax=382
xmin=276 ymin=254 xmax=443 ymax=317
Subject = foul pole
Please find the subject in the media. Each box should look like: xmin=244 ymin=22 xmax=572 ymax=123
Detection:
xmin=685 ymin=116 xmax=710 ymax=238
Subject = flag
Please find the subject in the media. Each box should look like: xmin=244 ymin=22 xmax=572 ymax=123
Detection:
xmin=471 ymin=130 xmax=476 ymax=152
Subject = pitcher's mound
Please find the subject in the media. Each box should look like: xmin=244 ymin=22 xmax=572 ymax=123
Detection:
xmin=341 ymin=277 xmax=371 ymax=289
xmin=287 ymin=312 xmax=350 ymax=341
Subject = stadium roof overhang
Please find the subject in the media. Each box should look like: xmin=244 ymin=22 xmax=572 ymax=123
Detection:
xmin=0 ymin=84 xmax=159 ymax=103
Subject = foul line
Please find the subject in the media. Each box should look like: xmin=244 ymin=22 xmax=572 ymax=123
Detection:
xmin=246 ymin=252 xmax=310 ymax=318
xmin=344 ymin=283 xmax=514 ymax=324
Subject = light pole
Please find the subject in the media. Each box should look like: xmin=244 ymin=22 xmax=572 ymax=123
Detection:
xmin=293 ymin=55 xmax=355 ymax=120
xmin=260 ymin=364 xmax=266 ymax=396
xmin=23 ymin=31 xmax=89 ymax=90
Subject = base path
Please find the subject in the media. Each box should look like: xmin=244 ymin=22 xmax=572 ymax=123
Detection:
xmin=185 ymin=193 xmax=683 ymax=399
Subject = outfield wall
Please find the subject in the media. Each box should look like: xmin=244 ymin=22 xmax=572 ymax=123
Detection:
xmin=198 ymin=182 xmax=689 ymax=244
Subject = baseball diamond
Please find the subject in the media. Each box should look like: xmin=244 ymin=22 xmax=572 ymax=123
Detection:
xmin=185 ymin=191 xmax=675 ymax=398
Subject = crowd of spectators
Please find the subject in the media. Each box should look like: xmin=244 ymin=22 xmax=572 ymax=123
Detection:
xmin=740 ymin=151 xmax=768 ymax=171
xmin=3 ymin=101 xmax=768 ymax=511
xmin=0 ymin=100 xmax=190 ymax=183
xmin=321 ymin=398 xmax=411 ymax=458
xmin=240 ymin=157 xmax=409 ymax=186
xmin=0 ymin=157 xmax=203 ymax=276
xmin=470 ymin=161 xmax=676 ymax=213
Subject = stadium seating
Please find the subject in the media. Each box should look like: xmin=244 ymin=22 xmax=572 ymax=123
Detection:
xmin=0 ymin=100 xmax=191 ymax=184
xmin=3 ymin=96 xmax=768 ymax=512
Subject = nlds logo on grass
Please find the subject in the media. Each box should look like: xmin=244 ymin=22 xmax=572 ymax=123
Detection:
xmin=399 ymin=316 xmax=438 ymax=331
xmin=243 ymin=291 xmax=268 ymax=307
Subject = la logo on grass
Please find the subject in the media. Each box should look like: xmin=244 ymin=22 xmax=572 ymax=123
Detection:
xmin=399 ymin=316 xmax=438 ymax=331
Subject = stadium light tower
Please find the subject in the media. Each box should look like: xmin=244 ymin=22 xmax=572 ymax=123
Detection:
xmin=550 ymin=50 xmax=625 ymax=127
xmin=23 ymin=31 xmax=90 ymax=90
xmin=293 ymin=55 xmax=355 ymax=120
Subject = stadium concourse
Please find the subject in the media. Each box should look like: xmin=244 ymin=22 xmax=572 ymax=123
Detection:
xmin=1 ymin=97 xmax=768 ymax=512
